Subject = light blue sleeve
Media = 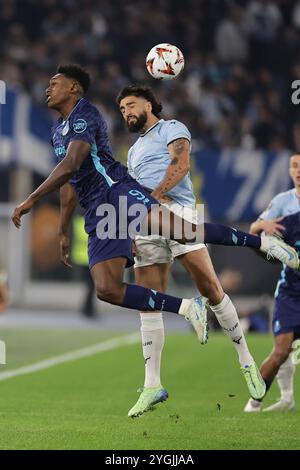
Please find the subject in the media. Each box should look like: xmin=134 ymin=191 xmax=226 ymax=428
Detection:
xmin=259 ymin=194 xmax=285 ymax=220
xmin=164 ymin=120 xmax=191 ymax=145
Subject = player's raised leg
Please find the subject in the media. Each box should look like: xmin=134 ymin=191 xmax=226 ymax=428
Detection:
xmin=179 ymin=247 xmax=265 ymax=399
xmin=144 ymin=206 xmax=299 ymax=269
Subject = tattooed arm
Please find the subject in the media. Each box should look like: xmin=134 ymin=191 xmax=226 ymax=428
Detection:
xmin=151 ymin=138 xmax=190 ymax=202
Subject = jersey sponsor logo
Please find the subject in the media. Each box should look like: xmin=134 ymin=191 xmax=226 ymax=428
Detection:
xmin=73 ymin=118 xmax=87 ymax=133
xmin=54 ymin=145 xmax=67 ymax=157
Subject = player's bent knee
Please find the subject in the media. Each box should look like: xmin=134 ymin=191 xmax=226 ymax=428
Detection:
xmin=96 ymin=283 xmax=122 ymax=304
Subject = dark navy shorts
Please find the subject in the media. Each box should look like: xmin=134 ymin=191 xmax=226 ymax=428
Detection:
xmin=273 ymin=295 xmax=300 ymax=338
xmin=87 ymin=175 xmax=158 ymax=269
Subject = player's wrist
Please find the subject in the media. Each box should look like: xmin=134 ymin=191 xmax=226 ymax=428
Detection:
xmin=260 ymin=220 xmax=270 ymax=232
xmin=27 ymin=193 xmax=38 ymax=205
xmin=252 ymin=220 xmax=265 ymax=234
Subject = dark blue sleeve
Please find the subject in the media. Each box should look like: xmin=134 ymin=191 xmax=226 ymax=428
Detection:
xmin=50 ymin=125 xmax=55 ymax=147
xmin=68 ymin=107 xmax=99 ymax=146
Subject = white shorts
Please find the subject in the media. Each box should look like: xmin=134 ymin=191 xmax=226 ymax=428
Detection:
xmin=134 ymin=201 xmax=206 ymax=268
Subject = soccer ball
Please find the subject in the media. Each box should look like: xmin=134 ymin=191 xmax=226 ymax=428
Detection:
xmin=146 ymin=43 xmax=184 ymax=80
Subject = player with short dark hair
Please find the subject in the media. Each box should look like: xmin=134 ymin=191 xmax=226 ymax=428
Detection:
xmin=117 ymin=85 xmax=163 ymax=119
xmin=56 ymin=64 xmax=91 ymax=94
xmin=11 ymin=65 xmax=298 ymax=415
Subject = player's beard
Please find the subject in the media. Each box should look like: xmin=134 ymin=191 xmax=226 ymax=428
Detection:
xmin=127 ymin=112 xmax=147 ymax=132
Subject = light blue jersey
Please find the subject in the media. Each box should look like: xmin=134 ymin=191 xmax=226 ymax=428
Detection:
xmin=259 ymin=188 xmax=300 ymax=302
xmin=259 ymin=188 xmax=300 ymax=220
xmin=127 ymin=119 xmax=196 ymax=206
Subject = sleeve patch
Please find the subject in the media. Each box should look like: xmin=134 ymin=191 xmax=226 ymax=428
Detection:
xmin=73 ymin=118 xmax=88 ymax=133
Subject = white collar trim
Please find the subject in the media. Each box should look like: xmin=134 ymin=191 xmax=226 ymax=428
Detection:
xmin=140 ymin=119 xmax=164 ymax=137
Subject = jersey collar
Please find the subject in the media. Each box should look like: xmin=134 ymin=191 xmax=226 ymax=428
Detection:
xmin=140 ymin=119 xmax=164 ymax=137
xmin=62 ymin=98 xmax=84 ymax=125
xmin=293 ymin=187 xmax=300 ymax=201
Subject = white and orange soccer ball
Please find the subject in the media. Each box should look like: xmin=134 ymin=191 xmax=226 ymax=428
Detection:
xmin=146 ymin=43 xmax=184 ymax=80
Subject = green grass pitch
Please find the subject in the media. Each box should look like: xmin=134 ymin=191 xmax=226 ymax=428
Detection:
xmin=0 ymin=328 xmax=299 ymax=450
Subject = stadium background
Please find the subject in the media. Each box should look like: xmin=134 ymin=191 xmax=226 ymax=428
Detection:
xmin=0 ymin=0 xmax=299 ymax=451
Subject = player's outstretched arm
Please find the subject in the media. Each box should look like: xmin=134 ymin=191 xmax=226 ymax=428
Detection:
xmin=58 ymin=183 xmax=77 ymax=268
xmin=11 ymin=140 xmax=90 ymax=228
xmin=250 ymin=217 xmax=285 ymax=237
xmin=151 ymin=137 xmax=190 ymax=201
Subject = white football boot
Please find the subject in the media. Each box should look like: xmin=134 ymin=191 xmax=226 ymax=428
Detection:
xmin=184 ymin=296 xmax=208 ymax=344
xmin=244 ymin=398 xmax=262 ymax=412
xmin=263 ymin=399 xmax=295 ymax=412
xmin=260 ymin=233 xmax=299 ymax=269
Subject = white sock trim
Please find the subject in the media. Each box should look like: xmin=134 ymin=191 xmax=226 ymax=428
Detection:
xmin=140 ymin=312 xmax=164 ymax=331
xmin=178 ymin=298 xmax=192 ymax=316
xmin=209 ymin=293 xmax=230 ymax=312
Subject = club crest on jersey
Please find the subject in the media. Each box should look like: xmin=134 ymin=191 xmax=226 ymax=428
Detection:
xmin=73 ymin=118 xmax=87 ymax=133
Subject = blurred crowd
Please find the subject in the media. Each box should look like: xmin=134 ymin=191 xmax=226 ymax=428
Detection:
xmin=2 ymin=0 xmax=300 ymax=155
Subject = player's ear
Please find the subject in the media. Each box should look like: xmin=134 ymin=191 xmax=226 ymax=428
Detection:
xmin=71 ymin=80 xmax=81 ymax=96
xmin=146 ymin=101 xmax=152 ymax=113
